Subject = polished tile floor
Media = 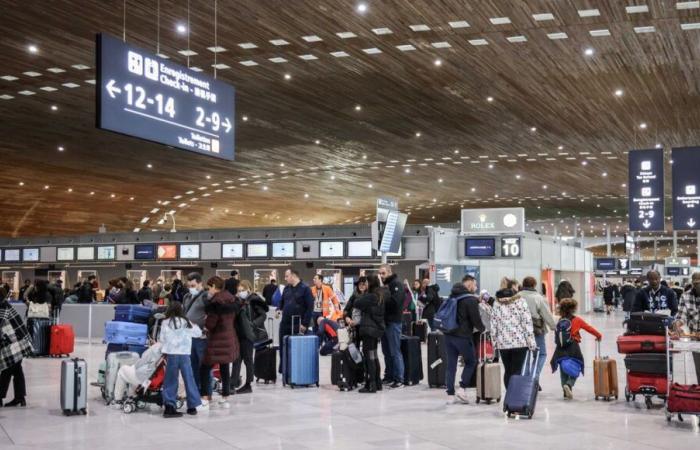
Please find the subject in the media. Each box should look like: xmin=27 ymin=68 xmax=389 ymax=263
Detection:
xmin=1 ymin=311 xmax=698 ymax=449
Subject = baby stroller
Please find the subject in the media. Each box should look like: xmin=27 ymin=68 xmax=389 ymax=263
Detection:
xmin=121 ymin=357 xmax=183 ymax=413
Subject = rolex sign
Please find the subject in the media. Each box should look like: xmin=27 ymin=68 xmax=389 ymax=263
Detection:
xmin=461 ymin=208 xmax=525 ymax=235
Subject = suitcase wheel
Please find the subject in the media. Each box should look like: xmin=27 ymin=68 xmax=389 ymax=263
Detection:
xmin=123 ymin=402 xmax=136 ymax=414
xmin=645 ymin=397 xmax=652 ymax=409
xmin=476 ymin=397 xmax=480 ymax=404
xmin=316 ymin=383 xmax=320 ymax=387
xmin=595 ymin=396 xmax=598 ymax=401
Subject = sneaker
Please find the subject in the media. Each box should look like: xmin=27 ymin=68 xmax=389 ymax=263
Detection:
xmin=389 ymin=382 xmax=404 ymax=389
xmin=381 ymin=378 xmax=393 ymax=385
xmin=455 ymin=389 xmax=470 ymax=405
xmin=563 ymin=385 xmax=573 ymax=400
xmin=199 ymin=399 xmax=209 ymax=409
xmin=218 ymin=399 xmax=231 ymax=409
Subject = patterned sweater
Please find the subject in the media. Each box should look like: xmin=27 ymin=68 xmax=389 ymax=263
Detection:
xmin=677 ymin=290 xmax=700 ymax=333
xmin=491 ymin=295 xmax=536 ymax=351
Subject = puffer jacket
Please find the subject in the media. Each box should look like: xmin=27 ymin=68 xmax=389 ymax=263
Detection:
xmin=354 ymin=291 xmax=385 ymax=339
xmin=203 ymin=290 xmax=240 ymax=365
xmin=490 ymin=291 xmax=536 ymax=351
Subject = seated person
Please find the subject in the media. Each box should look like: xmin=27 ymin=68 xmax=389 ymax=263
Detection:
xmin=316 ymin=317 xmax=339 ymax=356
xmin=112 ymin=343 xmax=163 ymax=405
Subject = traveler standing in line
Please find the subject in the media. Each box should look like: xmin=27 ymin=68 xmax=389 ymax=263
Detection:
xmin=417 ymin=278 xmax=441 ymax=331
xmin=224 ymin=271 xmax=240 ymax=297
xmin=311 ymin=274 xmax=342 ymax=324
xmin=276 ymin=269 xmax=314 ymax=373
xmin=123 ymin=279 xmax=139 ymax=305
xmin=491 ymin=287 xmax=537 ymax=389
xmin=182 ymin=272 xmax=210 ymax=405
xmin=0 ymin=286 xmax=32 ymax=407
xmin=137 ymin=280 xmax=154 ymax=304
xmin=18 ymin=280 xmax=30 ymax=303
xmin=77 ymin=277 xmax=95 ymax=304
xmin=621 ymin=281 xmax=638 ymax=321
xmin=158 ymin=284 xmax=173 ymax=306
xmin=632 ymin=270 xmax=678 ymax=316
xmin=159 ymin=301 xmax=204 ymax=418
xmin=262 ymin=278 xmax=278 ymax=306
xmin=171 ymin=278 xmax=186 ymax=304
xmin=519 ymin=276 xmax=556 ymax=389
xmin=232 ymin=280 xmax=268 ymax=394
xmin=202 ymin=276 xmax=239 ymax=408
xmin=344 ymin=277 xmax=368 ymax=345
xmin=410 ymin=279 xmax=421 ymax=320
xmin=152 ymin=279 xmax=164 ymax=299
xmin=353 ymin=275 xmax=385 ymax=393
xmin=378 ymin=264 xmax=405 ymax=389
xmin=603 ymin=282 xmax=615 ymax=315
xmin=442 ymin=276 xmax=485 ymax=404
xmin=555 ymin=280 xmax=575 ymax=306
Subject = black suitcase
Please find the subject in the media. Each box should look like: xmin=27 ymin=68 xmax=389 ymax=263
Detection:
xmin=412 ymin=321 xmax=427 ymax=343
xmin=27 ymin=317 xmax=51 ymax=357
xmin=401 ymin=335 xmax=423 ymax=385
xmin=401 ymin=312 xmax=413 ymax=336
xmin=625 ymin=312 xmax=668 ymax=336
xmin=254 ymin=346 xmax=277 ymax=384
xmin=624 ymin=353 xmax=669 ymax=375
xmin=427 ymin=332 xmax=446 ymax=388
xmin=331 ymin=350 xmax=358 ymax=391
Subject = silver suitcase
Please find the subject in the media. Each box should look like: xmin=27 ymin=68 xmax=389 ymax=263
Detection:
xmin=103 ymin=351 xmax=139 ymax=403
xmin=61 ymin=358 xmax=87 ymax=415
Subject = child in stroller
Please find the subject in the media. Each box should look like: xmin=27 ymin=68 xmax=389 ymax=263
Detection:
xmin=121 ymin=356 xmax=184 ymax=413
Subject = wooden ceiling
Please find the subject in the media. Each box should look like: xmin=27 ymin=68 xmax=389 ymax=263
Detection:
xmin=1 ymin=0 xmax=700 ymax=237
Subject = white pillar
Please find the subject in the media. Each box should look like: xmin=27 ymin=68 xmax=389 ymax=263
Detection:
xmin=606 ymin=225 xmax=612 ymax=257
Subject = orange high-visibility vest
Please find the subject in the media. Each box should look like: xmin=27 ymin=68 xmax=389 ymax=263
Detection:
xmin=311 ymin=284 xmax=342 ymax=320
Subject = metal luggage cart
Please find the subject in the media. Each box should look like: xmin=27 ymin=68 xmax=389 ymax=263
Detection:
xmin=664 ymin=331 xmax=700 ymax=422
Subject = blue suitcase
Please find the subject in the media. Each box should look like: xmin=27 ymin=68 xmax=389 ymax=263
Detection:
xmin=104 ymin=321 xmax=148 ymax=346
xmin=503 ymin=350 xmax=539 ymax=419
xmin=283 ymin=334 xmax=319 ymax=388
xmin=114 ymin=305 xmax=151 ymax=324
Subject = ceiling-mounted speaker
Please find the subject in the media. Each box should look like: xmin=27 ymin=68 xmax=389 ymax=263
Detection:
xmin=306 ymin=262 xmax=314 ymax=269
xmin=211 ymin=262 xmax=218 ymax=268
xmin=125 ymin=263 xmax=132 ymax=270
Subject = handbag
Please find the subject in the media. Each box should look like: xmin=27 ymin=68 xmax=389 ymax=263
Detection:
xmin=27 ymin=302 xmax=50 ymax=319
xmin=532 ymin=317 xmax=546 ymax=336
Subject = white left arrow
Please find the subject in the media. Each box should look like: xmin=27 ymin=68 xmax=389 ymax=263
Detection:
xmin=106 ymin=79 xmax=121 ymax=98
xmin=223 ymin=117 xmax=232 ymax=133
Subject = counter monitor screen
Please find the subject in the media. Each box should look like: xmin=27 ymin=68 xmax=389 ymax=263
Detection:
xmin=320 ymin=241 xmax=345 ymax=258
xmin=97 ymin=246 xmax=116 ymax=260
xmin=347 ymin=240 xmax=373 ymax=258
xmin=179 ymin=244 xmax=200 ymax=259
xmin=134 ymin=244 xmax=156 ymax=260
xmin=4 ymin=249 xmax=20 ymax=262
xmin=222 ymin=243 xmax=243 ymax=259
xmin=272 ymin=242 xmax=295 ymax=258
xmin=77 ymin=247 xmax=95 ymax=261
xmin=595 ymin=258 xmax=617 ymax=271
xmin=57 ymin=247 xmax=75 ymax=261
xmin=157 ymin=244 xmax=177 ymax=260
xmin=465 ymin=238 xmax=496 ymax=258
xmin=246 ymin=243 xmax=269 ymax=259
xmin=22 ymin=248 xmax=39 ymax=262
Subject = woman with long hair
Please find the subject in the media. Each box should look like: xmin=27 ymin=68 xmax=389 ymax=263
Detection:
xmin=353 ymin=275 xmax=386 ymax=393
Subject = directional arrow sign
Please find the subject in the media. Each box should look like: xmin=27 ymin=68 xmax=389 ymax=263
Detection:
xmin=688 ymin=218 xmax=697 ymax=228
xmin=105 ymin=79 xmax=121 ymax=98
xmin=223 ymin=117 xmax=232 ymax=133
xmin=642 ymin=219 xmax=651 ymax=229
xmin=628 ymin=149 xmax=664 ymax=231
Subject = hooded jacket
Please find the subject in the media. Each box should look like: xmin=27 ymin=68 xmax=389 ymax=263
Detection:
xmin=518 ymin=288 xmax=556 ymax=335
xmin=444 ymin=284 xmax=484 ymax=338
xmin=490 ymin=290 xmax=536 ymax=351
xmin=204 ymin=290 xmax=240 ymax=365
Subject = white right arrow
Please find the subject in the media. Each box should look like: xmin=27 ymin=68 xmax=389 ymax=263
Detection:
xmin=106 ymin=79 xmax=121 ymax=98
xmin=222 ymin=117 xmax=232 ymax=133
xmin=688 ymin=218 xmax=697 ymax=227
xmin=642 ymin=219 xmax=651 ymax=229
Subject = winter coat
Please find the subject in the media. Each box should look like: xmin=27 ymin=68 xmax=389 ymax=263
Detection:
xmin=677 ymin=287 xmax=700 ymax=333
xmin=633 ymin=285 xmax=678 ymax=316
xmin=280 ymin=282 xmax=314 ymax=333
xmin=383 ymin=274 xmax=404 ymax=324
xmin=621 ymin=284 xmax=637 ymax=312
xmin=355 ymin=292 xmax=385 ymax=339
xmin=490 ymin=293 xmax=536 ymax=351
xmin=262 ymin=283 xmax=278 ymax=306
xmin=518 ymin=288 xmax=556 ymax=335
xmin=418 ymin=285 xmax=442 ymax=320
xmin=203 ymin=290 xmax=240 ymax=365
xmin=444 ymin=284 xmax=484 ymax=338
xmin=0 ymin=301 xmax=33 ymax=372
xmin=137 ymin=287 xmax=153 ymax=303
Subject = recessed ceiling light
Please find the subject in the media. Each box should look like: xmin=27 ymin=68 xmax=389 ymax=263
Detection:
xmin=58 ymin=146 xmax=64 ymax=152
xmin=270 ymin=39 xmax=290 ymax=46
xmin=330 ymin=175 xmax=336 ymax=180
xmin=490 ymin=17 xmax=511 ymax=25
xmin=431 ymin=42 xmax=451 ymax=49
xmin=626 ymin=5 xmax=649 ymax=14
xmin=206 ymin=175 xmax=211 ymax=179
xmin=211 ymin=63 xmax=230 ymax=70
xmin=602 ymin=172 xmax=608 ymax=177
xmin=302 ymin=35 xmax=323 ymax=42
xmin=362 ymin=154 xmax=367 ymax=159
xmin=44 ymin=185 xmax=50 ymax=189
xmin=405 ymin=192 xmax=410 ymax=197
xmin=62 ymin=82 xmax=80 ymax=88
xmin=448 ymin=20 xmax=470 ymax=29
xmin=409 ymin=24 xmax=430 ymax=32
xmin=330 ymin=51 xmax=350 ymax=58
xmin=27 ymin=44 xmax=38 ymax=53
xmin=298 ymin=54 xmax=318 ymax=61
xmin=415 ymin=132 xmax=422 ymax=137
xmin=368 ymin=183 xmax=373 ymax=188
xmin=434 ymin=59 xmax=442 ymax=66
xmin=262 ymin=186 xmax=268 ymax=191
xmin=336 ymin=31 xmax=357 ymax=39
xmin=677 ymin=1 xmax=700 ymax=10
xmin=584 ymin=47 xmax=594 ymax=56
xmin=468 ymin=39 xmax=489 ymax=46
xmin=471 ymin=187 xmax=476 ymax=192
xmin=506 ymin=35 xmax=528 ymax=43
xmin=146 ymin=163 xmax=153 ymax=169
xmin=176 ymin=23 xmax=187 ymax=34
xmin=543 ymin=184 xmax=548 ymax=189
xmin=486 ymin=96 xmax=494 ymax=102
xmin=357 ymin=2 xmax=367 ymax=13
xmin=372 ymin=28 xmax=393 ymax=35
xmin=284 ymin=73 xmax=291 ymax=80
xmin=532 ymin=13 xmax=555 ymax=21
xmin=530 ymin=127 xmax=537 ymax=132
xmin=304 ymin=193 xmax=309 ymax=198
xmin=590 ymin=29 xmax=612 ymax=37
xmin=23 ymin=71 xmax=41 ymax=77
xmin=639 ymin=122 xmax=648 ymax=129
xmin=582 ymin=161 xmax=588 ymax=166
xmin=396 ymin=44 xmax=416 ymax=51
xmin=90 ymin=191 xmax=95 ymax=195
xmin=178 ymin=49 xmax=197 ymax=57
xmin=0 ymin=75 xmax=18 ymax=81
xmin=438 ymin=178 xmax=443 ymax=183
xmin=239 ymin=60 xmax=259 ymax=66
xmin=405 ymin=168 xmax=411 ymax=173
xmin=269 ymin=57 xmax=288 ymax=63
xmin=355 ymin=105 xmax=362 ymax=111
xmin=362 ymin=48 xmax=382 ymax=55
xmin=515 ymin=174 xmax=521 ymax=179
xmin=18 ymin=181 xmax=24 ymax=186
xmin=578 ymin=8 xmax=601 ymax=17
xmin=242 ymin=115 xmax=248 ymax=121
xmin=614 ymin=89 xmax=624 ymax=97
xmin=547 ymin=32 xmax=568 ymax=40
xmin=634 ymin=26 xmax=656 ymax=33
xmin=238 ymin=42 xmax=258 ymax=49
xmin=488 ymin=164 xmax=494 ymax=169
xmin=50 ymin=105 xmax=58 ymax=111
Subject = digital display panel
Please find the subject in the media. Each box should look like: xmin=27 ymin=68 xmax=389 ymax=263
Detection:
xmin=97 ymin=246 xmax=116 ymax=260
xmin=222 ymin=243 xmax=243 ymax=259
xmin=465 ymin=238 xmax=496 ymax=258
xmin=272 ymin=242 xmax=295 ymax=258
xmin=22 ymin=248 xmax=39 ymax=262
xmin=57 ymin=247 xmax=75 ymax=261
xmin=628 ymin=149 xmax=665 ymax=231
xmin=179 ymin=244 xmax=200 ymax=259
xmin=320 ymin=241 xmax=345 ymax=258
xmin=77 ymin=247 xmax=95 ymax=261
xmin=4 ymin=249 xmax=19 ymax=262
xmin=96 ymin=33 xmax=235 ymax=160
xmin=134 ymin=244 xmax=156 ymax=260
xmin=595 ymin=258 xmax=617 ymax=271
xmin=157 ymin=244 xmax=177 ymax=260
xmin=500 ymin=237 xmax=522 ymax=258
xmin=347 ymin=241 xmax=373 ymax=258
xmin=246 ymin=243 xmax=269 ymax=258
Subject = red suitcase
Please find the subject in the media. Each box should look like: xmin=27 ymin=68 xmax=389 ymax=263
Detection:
xmin=49 ymin=324 xmax=75 ymax=357
xmin=667 ymin=383 xmax=700 ymax=414
xmin=616 ymin=335 xmax=666 ymax=354
xmin=626 ymin=371 xmax=667 ymax=396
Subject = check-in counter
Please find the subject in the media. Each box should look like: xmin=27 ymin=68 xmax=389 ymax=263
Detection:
xmin=10 ymin=302 xmax=116 ymax=343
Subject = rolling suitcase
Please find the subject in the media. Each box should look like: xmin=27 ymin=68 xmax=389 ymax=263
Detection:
xmin=401 ymin=312 xmax=413 ymax=336
xmin=61 ymin=358 xmax=87 ymax=415
xmin=476 ymin=334 xmax=501 ymax=404
xmin=104 ymin=321 xmax=148 ymax=346
xmin=626 ymin=371 xmax=667 ymax=397
xmin=27 ymin=317 xmax=50 ymax=357
xmin=331 ymin=350 xmax=357 ymax=391
xmin=427 ymin=331 xmax=446 ymax=388
xmin=412 ymin=321 xmax=427 ymax=343
xmin=114 ymin=304 xmax=152 ymax=324
xmin=616 ymin=334 xmax=666 ymax=354
xmin=624 ymin=353 xmax=668 ymax=375
xmin=283 ymin=317 xmax=319 ymax=388
xmin=401 ymin=335 xmax=423 ymax=385
xmin=503 ymin=350 xmax=538 ymax=419
xmin=593 ymin=341 xmax=619 ymax=401
xmin=254 ymin=345 xmax=277 ymax=384
xmin=625 ymin=312 xmax=668 ymax=336
xmin=103 ymin=351 xmax=140 ymax=403
xmin=49 ymin=311 xmax=74 ymax=357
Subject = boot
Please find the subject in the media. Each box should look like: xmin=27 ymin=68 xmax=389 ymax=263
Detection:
xmin=359 ymin=351 xmax=378 ymax=393
xmin=163 ymin=405 xmax=183 ymax=418
xmin=4 ymin=398 xmax=25 ymax=407
xmin=236 ymin=384 xmax=252 ymax=394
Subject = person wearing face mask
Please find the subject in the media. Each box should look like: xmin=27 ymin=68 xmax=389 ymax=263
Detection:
xmin=231 ymin=280 xmax=268 ymax=394
xmin=182 ymin=272 xmax=210 ymax=407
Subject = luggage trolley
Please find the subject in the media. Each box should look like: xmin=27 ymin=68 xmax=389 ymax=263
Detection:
xmin=664 ymin=331 xmax=700 ymax=422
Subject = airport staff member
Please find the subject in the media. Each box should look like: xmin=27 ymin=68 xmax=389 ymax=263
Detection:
xmin=277 ymin=269 xmax=314 ymax=373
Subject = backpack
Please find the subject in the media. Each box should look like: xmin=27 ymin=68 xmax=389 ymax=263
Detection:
xmin=434 ymin=293 xmax=470 ymax=333
xmin=555 ymin=318 xmax=574 ymax=348
xmin=272 ymin=286 xmax=283 ymax=308
xmin=78 ymin=282 xmax=93 ymax=303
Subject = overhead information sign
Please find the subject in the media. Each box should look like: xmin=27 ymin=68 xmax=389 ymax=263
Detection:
xmin=380 ymin=211 xmax=407 ymax=253
xmin=672 ymin=147 xmax=700 ymax=231
xmin=628 ymin=149 xmax=664 ymax=231
xmin=96 ymin=33 xmax=235 ymax=160
xmin=461 ymin=208 xmax=524 ymax=235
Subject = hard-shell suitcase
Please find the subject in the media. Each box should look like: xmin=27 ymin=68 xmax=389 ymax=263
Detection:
xmin=114 ymin=305 xmax=151 ymax=324
xmin=27 ymin=317 xmax=50 ymax=357
xmin=283 ymin=318 xmax=319 ymax=388
xmin=331 ymin=350 xmax=358 ymax=391
xmin=593 ymin=341 xmax=619 ymax=401
xmin=103 ymin=351 xmax=140 ymax=403
xmin=412 ymin=321 xmax=427 ymax=343
xmin=624 ymin=353 xmax=668 ymax=375
xmin=427 ymin=331 xmax=446 ymax=388
xmin=401 ymin=312 xmax=413 ymax=336
xmin=61 ymin=358 xmax=87 ymax=415
xmin=625 ymin=312 xmax=668 ymax=336
xmin=49 ymin=324 xmax=75 ymax=357
xmin=104 ymin=321 xmax=148 ymax=346
xmin=617 ymin=334 xmax=666 ymax=354
xmin=401 ymin=335 xmax=423 ymax=385
xmin=503 ymin=350 xmax=538 ymax=419
xmin=254 ymin=345 xmax=277 ymax=384
xmin=476 ymin=334 xmax=501 ymax=404
xmin=626 ymin=371 xmax=667 ymax=397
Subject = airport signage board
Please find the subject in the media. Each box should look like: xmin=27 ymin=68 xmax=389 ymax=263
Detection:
xmin=376 ymin=196 xmax=399 ymax=223
xmin=96 ymin=33 xmax=235 ymax=160
xmin=672 ymin=147 xmax=700 ymax=231
xmin=461 ymin=208 xmax=525 ymax=235
xmin=628 ymin=149 xmax=664 ymax=231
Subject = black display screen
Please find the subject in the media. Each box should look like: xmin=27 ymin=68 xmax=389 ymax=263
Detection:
xmin=465 ymin=238 xmax=496 ymax=258
xmin=595 ymin=258 xmax=617 ymax=271
xmin=134 ymin=244 xmax=156 ymax=260
xmin=672 ymin=147 xmax=700 ymax=231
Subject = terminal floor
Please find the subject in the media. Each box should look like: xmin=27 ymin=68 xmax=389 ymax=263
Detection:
xmin=1 ymin=312 xmax=698 ymax=450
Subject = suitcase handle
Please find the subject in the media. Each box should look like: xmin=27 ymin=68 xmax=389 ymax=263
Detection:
xmin=521 ymin=349 xmax=539 ymax=379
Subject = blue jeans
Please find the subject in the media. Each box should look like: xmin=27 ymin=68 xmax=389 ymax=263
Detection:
xmin=445 ymin=335 xmax=476 ymax=395
xmin=190 ymin=338 xmax=211 ymax=396
xmin=381 ymin=322 xmax=404 ymax=383
xmin=163 ymin=354 xmax=201 ymax=409
xmin=525 ymin=334 xmax=547 ymax=379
